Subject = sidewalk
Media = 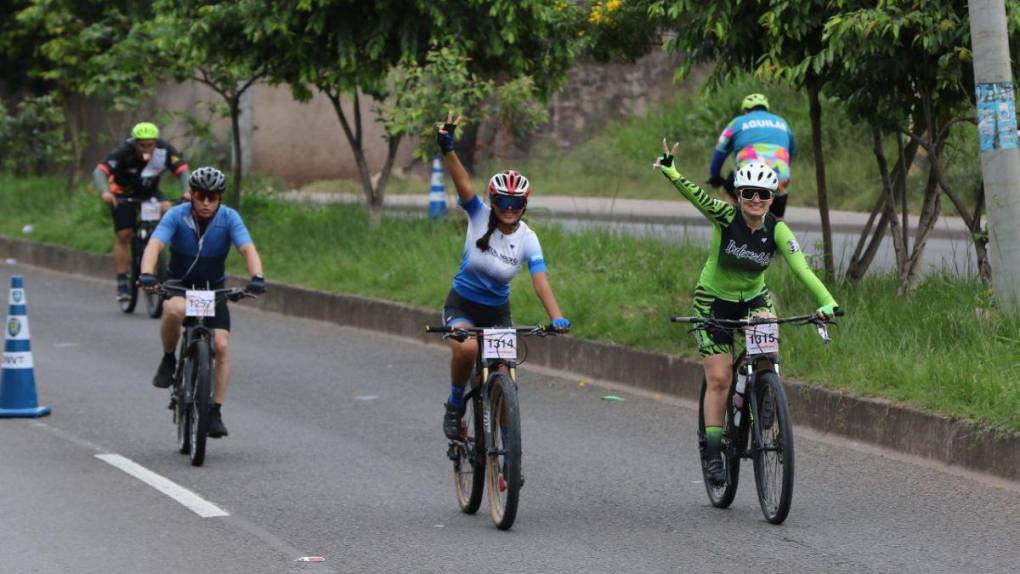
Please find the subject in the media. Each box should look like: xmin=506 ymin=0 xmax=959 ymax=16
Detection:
xmin=279 ymin=190 xmax=972 ymax=240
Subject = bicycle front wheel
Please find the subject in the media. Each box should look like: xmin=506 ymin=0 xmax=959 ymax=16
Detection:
xmin=119 ymin=241 xmax=141 ymax=314
xmin=144 ymin=251 xmax=166 ymax=319
xmin=188 ymin=342 xmax=213 ymax=467
xmin=485 ymin=372 xmax=521 ymax=530
xmin=698 ymin=376 xmax=742 ymax=508
xmin=453 ymin=388 xmax=485 ymax=514
xmin=175 ymin=358 xmax=191 ymax=454
xmin=751 ymin=371 xmax=794 ymax=524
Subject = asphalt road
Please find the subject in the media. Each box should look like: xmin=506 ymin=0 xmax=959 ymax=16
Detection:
xmin=1 ymin=264 xmax=1017 ymax=573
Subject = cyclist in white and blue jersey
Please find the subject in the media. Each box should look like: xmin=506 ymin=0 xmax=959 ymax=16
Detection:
xmin=436 ymin=114 xmax=570 ymax=440
xmin=138 ymin=167 xmax=265 ymax=439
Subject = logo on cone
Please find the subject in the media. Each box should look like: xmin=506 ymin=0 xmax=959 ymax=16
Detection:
xmin=12 ymin=290 xmax=22 ymax=303
xmin=7 ymin=318 xmax=19 ymax=337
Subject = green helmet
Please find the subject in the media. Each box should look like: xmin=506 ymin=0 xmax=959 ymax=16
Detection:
xmin=741 ymin=93 xmax=770 ymax=113
xmin=131 ymin=122 xmax=160 ymax=140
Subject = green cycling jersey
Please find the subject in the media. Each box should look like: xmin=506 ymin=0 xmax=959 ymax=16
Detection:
xmin=660 ymin=164 xmax=836 ymax=308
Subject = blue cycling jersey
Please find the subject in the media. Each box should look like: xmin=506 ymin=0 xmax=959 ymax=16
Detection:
xmin=152 ymin=203 xmax=253 ymax=287
xmin=451 ymin=196 xmax=547 ymax=306
xmin=710 ymin=110 xmax=797 ymax=186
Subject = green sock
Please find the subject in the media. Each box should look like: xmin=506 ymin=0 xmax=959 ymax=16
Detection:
xmin=705 ymin=426 xmax=723 ymax=453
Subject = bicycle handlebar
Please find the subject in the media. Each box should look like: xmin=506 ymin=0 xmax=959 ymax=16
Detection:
xmin=670 ymin=308 xmax=844 ymax=327
xmin=425 ymin=325 xmax=557 ymax=336
xmin=158 ymin=281 xmax=253 ymax=303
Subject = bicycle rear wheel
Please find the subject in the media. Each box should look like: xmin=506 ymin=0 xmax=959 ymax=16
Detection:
xmin=751 ymin=371 xmax=794 ymax=524
xmin=145 ymin=251 xmax=166 ymax=319
xmin=452 ymin=387 xmax=485 ymax=514
xmin=485 ymin=372 xmax=521 ymax=530
xmin=188 ymin=342 xmax=213 ymax=467
xmin=697 ymin=376 xmax=743 ymax=508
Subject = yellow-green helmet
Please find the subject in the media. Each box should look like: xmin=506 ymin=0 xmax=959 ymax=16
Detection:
xmin=741 ymin=93 xmax=770 ymax=113
xmin=131 ymin=122 xmax=160 ymax=140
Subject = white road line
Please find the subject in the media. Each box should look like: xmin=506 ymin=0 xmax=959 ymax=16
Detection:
xmin=95 ymin=454 xmax=230 ymax=518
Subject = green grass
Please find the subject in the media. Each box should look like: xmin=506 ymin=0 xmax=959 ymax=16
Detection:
xmin=2 ymin=173 xmax=1017 ymax=432
xmin=318 ymin=75 xmax=983 ymax=216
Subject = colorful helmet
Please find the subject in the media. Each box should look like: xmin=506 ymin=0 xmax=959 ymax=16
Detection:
xmin=487 ymin=170 xmax=531 ymax=198
xmin=188 ymin=166 xmax=227 ymax=194
xmin=131 ymin=122 xmax=160 ymax=140
xmin=741 ymin=93 xmax=770 ymax=113
xmin=734 ymin=161 xmax=779 ymax=192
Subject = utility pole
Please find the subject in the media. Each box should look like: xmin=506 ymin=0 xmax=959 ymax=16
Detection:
xmin=970 ymin=0 xmax=1020 ymax=311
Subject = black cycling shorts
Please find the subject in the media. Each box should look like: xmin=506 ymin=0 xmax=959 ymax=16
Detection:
xmin=442 ymin=288 xmax=512 ymax=328
xmin=169 ymin=293 xmax=231 ymax=332
xmin=691 ymin=285 xmax=774 ymax=357
xmin=110 ymin=191 xmax=167 ymax=232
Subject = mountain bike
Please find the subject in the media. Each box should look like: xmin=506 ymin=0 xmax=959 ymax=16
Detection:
xmin=161 ymin=280 xmax=249 ymax=466
xmin=118 ymin=196 xmax=167 ymax=318
xmin=425 ymin=324 xmax=557 ymax=530
xmin=671 ymin=309 xmax=842 ymax=524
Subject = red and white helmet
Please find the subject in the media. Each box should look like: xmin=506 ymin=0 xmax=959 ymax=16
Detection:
xmin=487 ymin=170 xmax=531 ymax=198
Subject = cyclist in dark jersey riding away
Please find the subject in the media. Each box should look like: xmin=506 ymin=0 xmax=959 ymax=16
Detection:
xmin=655 ymin=139 xmax=837 ymax=487
xmin=435 ymin=113 xmax=570 ymax=440
xmin=138 ymin=167 xmax=265 ymax=438
xmin=94 ymin=122 xmax=190 ymax=300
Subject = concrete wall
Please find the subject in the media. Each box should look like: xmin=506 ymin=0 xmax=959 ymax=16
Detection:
xmin=76 ymin=49 xmax=689 ymax=185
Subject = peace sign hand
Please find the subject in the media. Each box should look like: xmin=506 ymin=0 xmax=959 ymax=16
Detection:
xmin=435 ymin=111 xmax=462 ymax=154
xmin=654 ymin=138 xmax=682 ymax=182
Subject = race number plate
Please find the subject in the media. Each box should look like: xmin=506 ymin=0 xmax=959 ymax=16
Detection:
xmin=745 ymin=322 xmax=779 ymax=355
xmin=481 ymin=328 xmax=517 ymax=360
xmin=185 ymin=290 xmax=216 ymax=317
xmin=140 ymin=199 xmax=161 ymax=222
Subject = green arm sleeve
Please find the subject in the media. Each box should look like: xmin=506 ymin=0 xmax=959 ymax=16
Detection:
xmin=659 ymin=164 xmax=734 ymax=226
xmin=775 ymin=222 xmax=837 ymax=307
xmin=92 ymin=168 xmax=110 ymax=195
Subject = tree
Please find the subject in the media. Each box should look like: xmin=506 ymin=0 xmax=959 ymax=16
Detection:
xmin=15 ymin=0 xmax=160 ymax=187
xmin=823 ymin=1 xmax=996 ymax=292
xmin=149 ymin=0 xmax=270 ymax=209
xmin=245 ymin=1 xmax=580 ymax=214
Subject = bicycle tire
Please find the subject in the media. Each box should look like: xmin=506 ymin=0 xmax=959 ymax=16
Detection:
xmin=119 ymin=240 xmax=141 ymax=314
xmin=175 ymin=357 xmax=191 ymax=454
xmin=751 ymin=371 xmax=794 ymax=524
xmin=453 ymin=388 xmax=486 ymax=514
xmin=145 ymin=252 xmax=166 ymax=319
xmin=189 ymin=341 xmax=213 ymax=467
xmin=485 ymin=372 xmax=521 ymax=530
xmin=697 ymin=376 xmax=743 ymax=508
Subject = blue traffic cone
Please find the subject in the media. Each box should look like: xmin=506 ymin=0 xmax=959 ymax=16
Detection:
xmin=0 ymin=275 xmax=51 ymax=417
xmin=428 ymin=157 xmax=448 ymax=219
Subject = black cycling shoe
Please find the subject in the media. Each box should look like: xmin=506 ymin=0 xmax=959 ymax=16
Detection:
xmin=208 ymin=403 xmax=229 ymax=438
xmin=116 ymin=280 xmax=130 ymax=302
xmin=443 ymin=402 xmax=464 ymax=441
xmin=705 ymin=456 xmax=727 ymax=487
xmin=152 ymin=354 xmax=176 ymax=389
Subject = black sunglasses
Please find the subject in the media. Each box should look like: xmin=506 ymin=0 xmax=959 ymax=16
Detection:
xmin=192 ymin=189 xmax=223 ymax=203
xmin=738 ymin=187 xmax=774 ymax=201
xmin=493 ymin=195 xmax=527 ymax=212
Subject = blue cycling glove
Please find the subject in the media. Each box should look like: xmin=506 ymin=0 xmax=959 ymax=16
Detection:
xmin=246 ymin=275 xmax=266 ymax=295
xmin=436 ymin=123 xmax=457 ymax=154
xmin=552 ymin=317 xmax=571 ymax=332
xmin=139 ymin=273 xmax=159 ymax=290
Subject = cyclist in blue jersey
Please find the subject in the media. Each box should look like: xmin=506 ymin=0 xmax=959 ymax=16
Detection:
xmin=138 ymin=167 xmax=265 ymax=438
xmin=435 ymin=113 xmax=571 ymax=440
xmin=708 ymin=94 xmax=796 ymax=218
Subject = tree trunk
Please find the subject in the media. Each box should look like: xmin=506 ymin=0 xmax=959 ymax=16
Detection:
xmin=458 ymin=121 xmax=480 ymax=176
xmin=228 ymin=93 xmax=243 ymax=210
xmin=63 ymin=95 xmax=84 ymax=194
xmin=807 ymin=81 xmax=834 ymax=279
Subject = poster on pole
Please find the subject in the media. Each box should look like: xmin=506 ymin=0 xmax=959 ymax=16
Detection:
xmin=976 ymin=82 xmax=1018 ymax=151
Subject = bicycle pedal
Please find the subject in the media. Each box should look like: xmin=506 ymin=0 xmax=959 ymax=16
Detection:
xmin=446 ymin=442 xmax=460 ymax=462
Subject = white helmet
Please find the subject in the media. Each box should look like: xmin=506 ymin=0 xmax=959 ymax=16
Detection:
xmin=734 ymin=161 xmax=779 ymax=192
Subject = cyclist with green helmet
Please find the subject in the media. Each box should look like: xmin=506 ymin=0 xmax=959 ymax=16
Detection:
xmin=656 ymin=139 xmax=837 ymax=487
xmin=708 ymin=93 xmax=796 ymax=218
xmin=94 ymin=122 xmax=190 ymax=301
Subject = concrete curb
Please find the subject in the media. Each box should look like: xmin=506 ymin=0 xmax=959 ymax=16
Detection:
xmin=2 ymin=235 xmax=1016 ymax=481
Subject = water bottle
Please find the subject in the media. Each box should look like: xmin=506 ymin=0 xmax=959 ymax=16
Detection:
xmin=732 ymin=372 xmax=747 ymax=426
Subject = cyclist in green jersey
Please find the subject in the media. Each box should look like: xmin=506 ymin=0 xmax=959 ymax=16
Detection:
xmin=654 ymin=139 xmax=838 ymax=487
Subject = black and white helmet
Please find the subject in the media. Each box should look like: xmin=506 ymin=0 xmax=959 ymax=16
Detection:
xmin=188 ymin=166 xmax=227 ymax=194
xmin=733 ymin=161 xmax=779 ymax=192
